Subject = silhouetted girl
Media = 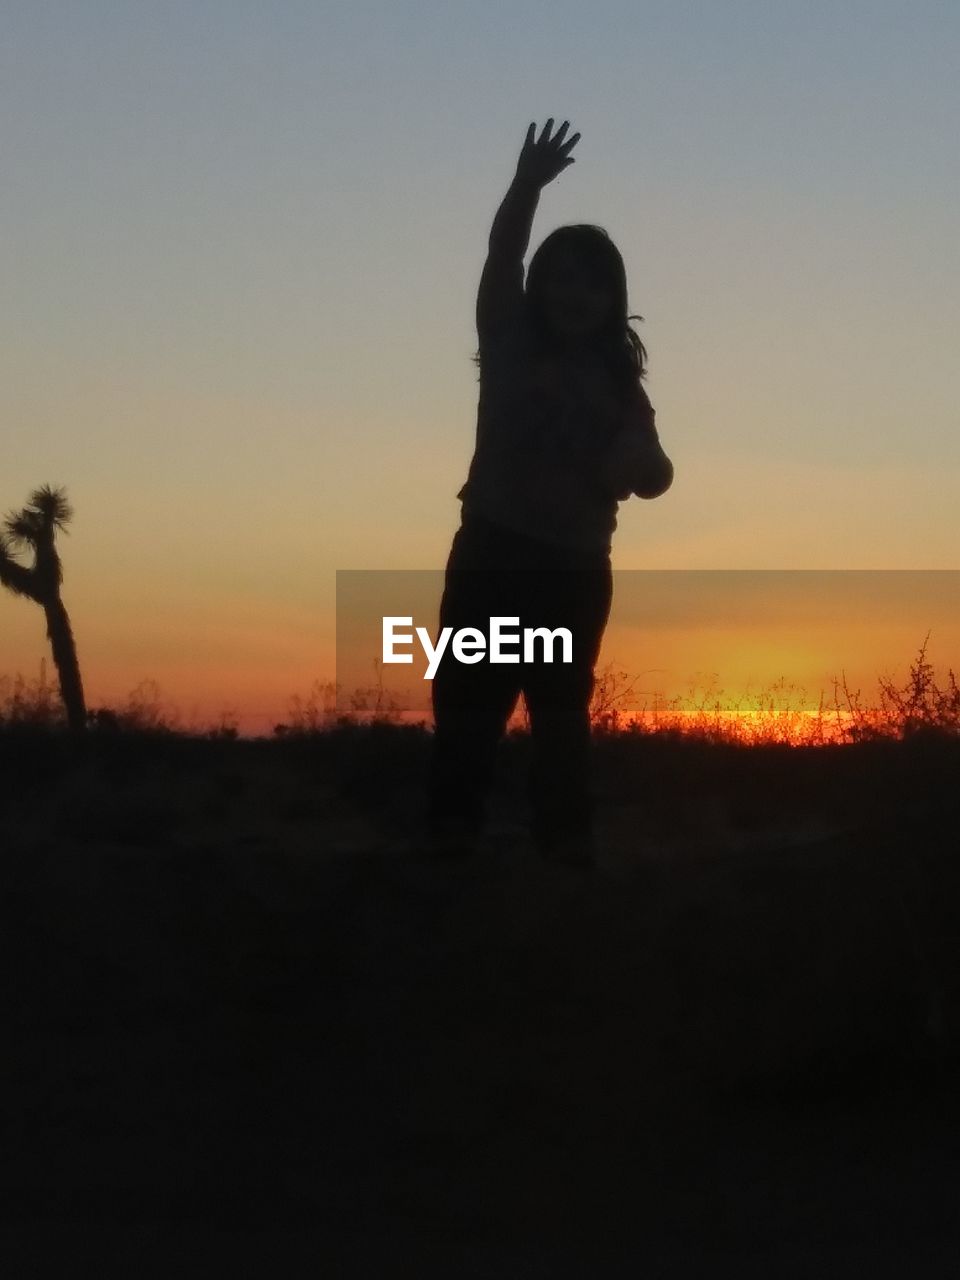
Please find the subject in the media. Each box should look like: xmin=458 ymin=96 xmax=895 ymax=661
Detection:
xmin=427 ymin=119 xmax=673 ymax=867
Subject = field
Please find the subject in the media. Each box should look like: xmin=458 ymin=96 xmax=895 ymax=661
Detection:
xmin=2 ymin=721 xmax=960 ymax=1275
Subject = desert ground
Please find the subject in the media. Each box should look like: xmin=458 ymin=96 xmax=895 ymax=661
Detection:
xmin=2 ymin=722 xmax=959 ymax=1276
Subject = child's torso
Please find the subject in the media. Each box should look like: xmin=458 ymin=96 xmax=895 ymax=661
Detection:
xmin=459 ymin=320 xmax=633 ymax=550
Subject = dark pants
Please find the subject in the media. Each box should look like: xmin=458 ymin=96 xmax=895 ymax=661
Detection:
xmin=427 ymin=509 xmax=613 ymax=849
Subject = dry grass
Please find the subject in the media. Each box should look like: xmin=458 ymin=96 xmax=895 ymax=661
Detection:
xmin=5 ymin=638 xmax=955 ymax=748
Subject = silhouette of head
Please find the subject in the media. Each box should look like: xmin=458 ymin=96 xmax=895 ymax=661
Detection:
xmin=471 ymin=224 xmax=647 ymax=384
xmin=527 ymin=227 xmax=619 ymax=346
xmin=527 ymin=225 xmax=642 ymax=358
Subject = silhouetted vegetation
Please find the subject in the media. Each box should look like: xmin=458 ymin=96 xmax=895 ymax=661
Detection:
xmin=0 ymin=484 xmax=87 ymax=733
xmin=6 ymin=637 xmax=955 ymax=746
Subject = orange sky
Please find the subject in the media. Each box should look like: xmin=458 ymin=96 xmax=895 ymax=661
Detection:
xmin=5 ymin=567 xmax=959 ymax=738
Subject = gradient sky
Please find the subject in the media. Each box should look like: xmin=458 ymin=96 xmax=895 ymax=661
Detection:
xmin=2 ymin=1 xmax=958 ymax=734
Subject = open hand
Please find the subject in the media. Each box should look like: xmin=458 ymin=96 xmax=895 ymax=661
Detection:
xmin=515 ymin=119 xmax=580 ymax=190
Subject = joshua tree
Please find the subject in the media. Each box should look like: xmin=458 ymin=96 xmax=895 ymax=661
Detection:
xmin=0 ymin=484 xmax=86 ymax=733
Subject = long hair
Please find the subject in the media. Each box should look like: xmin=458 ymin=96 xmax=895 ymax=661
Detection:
xmin=471 ymin=224 xmax=648 ymax=391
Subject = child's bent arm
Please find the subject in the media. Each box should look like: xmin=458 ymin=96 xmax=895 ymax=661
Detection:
xmin=629 ymin=435 xmax=674 ymax=499
xmin=599 ymin=389 xmax=674 ymax=501
xmin=476 ymin=176 xmax=540 ymax=341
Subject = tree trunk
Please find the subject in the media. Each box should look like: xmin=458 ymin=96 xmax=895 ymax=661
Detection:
xmin=43 ymin=594 xmax=86 ymax=734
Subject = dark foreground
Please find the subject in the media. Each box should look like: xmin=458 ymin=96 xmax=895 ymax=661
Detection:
xmin=2 ymin=726 xmax=959 ymax=1276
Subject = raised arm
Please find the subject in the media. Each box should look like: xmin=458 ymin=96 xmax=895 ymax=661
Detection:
xmin=476 ymin=119 xmax=581 ymax=342
xmin=475 ymin=176 xmax=538 ymax=340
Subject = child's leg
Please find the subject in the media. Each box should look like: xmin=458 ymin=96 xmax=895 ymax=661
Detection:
xmin=521 ymin=561 xmax=613 ymax=851
xmin=428 ymin=663 xmax=519 ymax=837
xmin=426 ymin=521 xmax=523 ymax=838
